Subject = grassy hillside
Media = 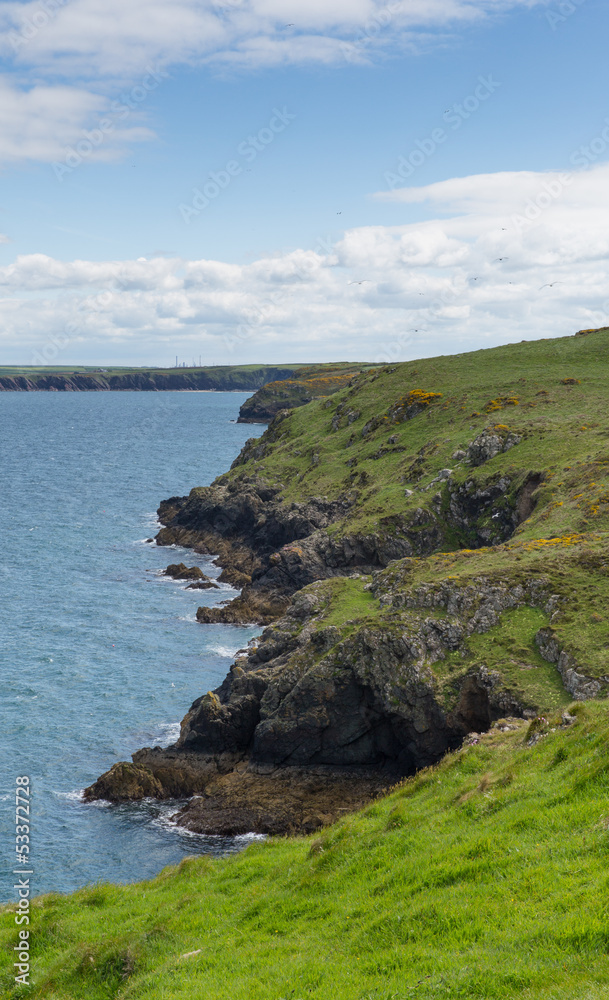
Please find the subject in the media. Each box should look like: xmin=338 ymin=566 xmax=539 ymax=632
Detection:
xmin=227 ymin=327 xmax=609 ymax=542
xmin=2 ymin=700 xmax=609 ymax=999
xmin=237 ymin=363 xmax=380 ymax=421
xmin=4 ymin=329 xmax=609 ymax=999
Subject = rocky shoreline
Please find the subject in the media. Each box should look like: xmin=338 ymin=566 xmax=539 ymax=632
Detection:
xmin=85 ymin=466 xmax=557 ymax=833
xmin=84 ymin=348 xmax=605 ymax=837
xmin=0 ymin=366 xmax=297 ymax=393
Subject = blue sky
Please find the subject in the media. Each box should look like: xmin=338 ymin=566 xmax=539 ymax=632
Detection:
xmin=0 ymin=0 xmax=607 ymax=366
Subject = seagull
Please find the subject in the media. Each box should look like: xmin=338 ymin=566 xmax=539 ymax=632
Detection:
xmin=348 ymin=279 xmax=370 ymax=285
xmin=337 ymin=211 xmax=342 ymax=215
xmin=539 ymin=281 xmax=563 ymax=290
xmin=494 ymin=257 xmax=509 ymax=262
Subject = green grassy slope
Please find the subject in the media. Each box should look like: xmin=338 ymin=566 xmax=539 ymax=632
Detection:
xmin=237 ymin=363 xmax=381 ymax=420
xmin=3 ymin=330 xmax=609 ymax=1000
xmin=2 ymin=701 xmax=609 ymax=1000
xmin=227 ymin=328 xmax=609 ymax=542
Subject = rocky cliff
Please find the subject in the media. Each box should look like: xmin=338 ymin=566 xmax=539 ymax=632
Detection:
xmin=237 ymin=364 xmax=372 ymax=422
xmin=85 ymin=329 xmax=609 ymax=834
xmin=0 ymin=365 xmax=298 ymax=393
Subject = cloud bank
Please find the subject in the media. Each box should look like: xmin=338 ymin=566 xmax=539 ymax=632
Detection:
xmin=2 ymin=164 xmax=608 ymax=366
xmin=0 ymin=0 xmax=544 ymax=166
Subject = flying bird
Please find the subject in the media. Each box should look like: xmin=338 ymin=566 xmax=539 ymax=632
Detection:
xmin=539 ymin=281 xmax=564 ymax=289
xmin=494 ymin=257 xmax=509 ymax=262
xmin=348 ymin=279 xmax=370 ymax=285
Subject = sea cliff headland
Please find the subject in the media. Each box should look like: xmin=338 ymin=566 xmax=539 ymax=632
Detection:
xmin=85 ymin=327 xmax=609 ymax=836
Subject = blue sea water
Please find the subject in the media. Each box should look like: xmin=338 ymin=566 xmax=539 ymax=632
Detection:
xmin=0 ymin=391 xmax=263 ymax=901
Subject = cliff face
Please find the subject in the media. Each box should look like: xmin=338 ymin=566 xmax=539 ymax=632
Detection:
xmin=154 ymin=459 xmax=540 ymax=625
xmin=0 ymin=366 xmax=298 ymax=393
xmin=236 ymin=365 xmax=370 ymax=422
xmin=86 ymin=329 xmax=609 ymax=834
xmin=85 ymin=549 xmax=603 ymax=834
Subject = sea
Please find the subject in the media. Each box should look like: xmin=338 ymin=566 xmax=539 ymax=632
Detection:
xmin=0 ymin=390 xmax=264 ymax=901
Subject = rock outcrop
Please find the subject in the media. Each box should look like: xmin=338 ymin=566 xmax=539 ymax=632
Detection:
xmin=467 ymin=427 xmax=522 ymax=467
xmin=164 ymin=563 xmax=206 ymax=581
xmin=535 ymin=627 xmax=609 ymax=700
xmin=155 ymin=466 xmax=544 ymax=624
xmin=86 ymin=569 xmax=565 ymax=834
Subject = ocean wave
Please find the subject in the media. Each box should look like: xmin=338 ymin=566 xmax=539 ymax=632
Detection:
xmin=207 ymin=644 xmax=240 ymax=658
xmin=155 ymin=722 xmax=181 ymax=747
xmin=53 ymin=789 xmax=86 ymax=804
xmin=151 ymin=807 xmax=266 ymax=846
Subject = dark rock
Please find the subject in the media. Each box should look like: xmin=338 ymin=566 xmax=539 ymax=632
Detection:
xmin=83 ymin=762 xmax=165 ymax=802
xmin=535 ymin=627 xmax=608 ymax=700
xmin=467 ymin=428 xmax=522 ymax=466
xmin=164 ymin=563 xmax=206 ymax=581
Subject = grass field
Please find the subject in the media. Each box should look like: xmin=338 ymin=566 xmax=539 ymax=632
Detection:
xmin=227 ymin=327 xmax=609 ymax=541
xmin=2 ymin=701 xmax=608 ymax=999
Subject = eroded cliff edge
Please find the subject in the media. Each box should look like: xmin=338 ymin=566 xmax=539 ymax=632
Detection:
xmin=85 ymin=331 xmax=609 ymax=834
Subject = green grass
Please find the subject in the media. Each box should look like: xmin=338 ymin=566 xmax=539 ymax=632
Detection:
xmin=225 ymin=327 xmax=609 ymax=543
xmin=438 ymin=606 xmax=572 ymax=713
xmin=5 ymin=331 xmax=609 ymax=999
xmin=3 ymin=701 xmax=609 ymax=1000
xmin=0 ymin=363 xmax=365 ymax=378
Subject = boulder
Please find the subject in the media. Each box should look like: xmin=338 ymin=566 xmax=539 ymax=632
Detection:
xmin=164 ymin=562 xmax=206 ymax=581
xmin=467 ymin=428 xmax=521 ymax=467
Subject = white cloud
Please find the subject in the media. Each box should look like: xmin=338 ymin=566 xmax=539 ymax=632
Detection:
xmin=0 ymin=0 xmax=546 ymax=165
xmin=0 ymin=76 xmax=155 ymax=165
xmin=2 ymin=163 xmax=608 ymax=365
xmin=0 ymin=0 xmax=542 ymax=80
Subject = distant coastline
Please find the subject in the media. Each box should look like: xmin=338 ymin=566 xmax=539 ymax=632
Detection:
xmin=0 ymin=365 xmax=300 ymax=394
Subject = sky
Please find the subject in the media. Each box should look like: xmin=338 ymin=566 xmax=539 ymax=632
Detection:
xmin=0 ymin=0 xmax=608 ymax=367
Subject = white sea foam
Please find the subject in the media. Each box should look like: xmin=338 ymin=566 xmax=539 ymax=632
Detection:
xmin=53 ymin=789 xmax=85 ymax=803
xmin=151 ymin=807 xmax=266 ymax=845
xmin=207 ymin=644 xmax=240 ymax=658
xmin=155 ymin=722 xmax=181 ymax=747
